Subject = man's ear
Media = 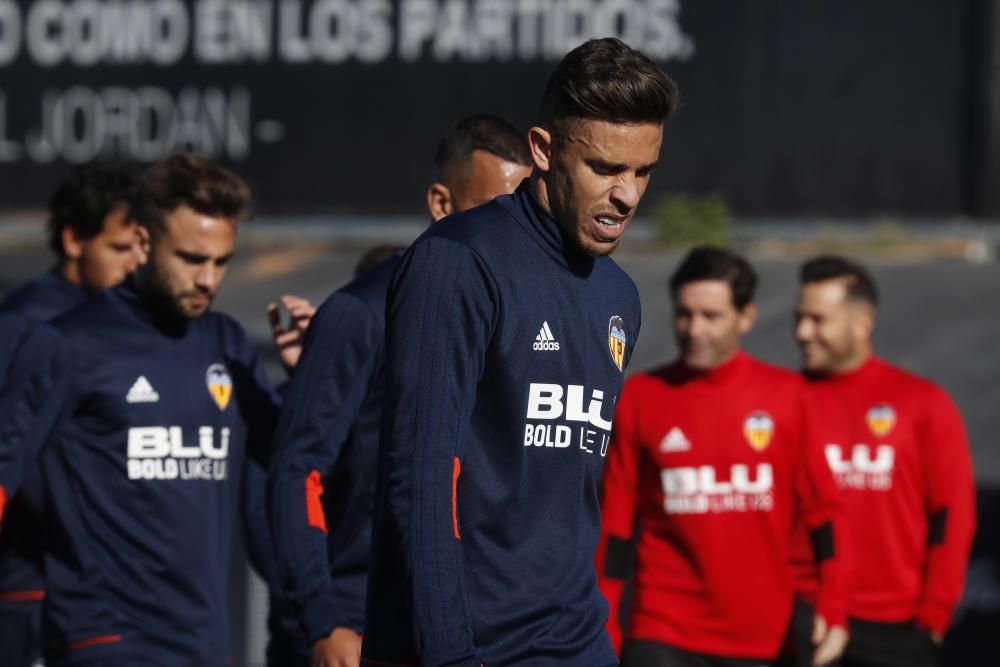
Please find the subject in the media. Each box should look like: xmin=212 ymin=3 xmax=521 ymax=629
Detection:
xmin=528 ymin=126 xmax=553 ymax=173
xmin=427 ymin=182 xmax=454 ymax=222
xmin=135 ymin=224 xmax=150 ymax=265
xmin=853 ymin=304 xmax=875 ymax=340
xmin=61 ymin=225 xmax=84 ymax=260
xmin=737 ymin=303 xmax=758 ymax=336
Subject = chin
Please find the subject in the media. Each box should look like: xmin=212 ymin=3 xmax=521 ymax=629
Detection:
xmin=577 ymin=234 xmax=619 ymax=258
xmin=179 ymin=303 xmax=209 ymax=319
xmin=802 ymin=359 xmax=825 ymax=373
xmin=592 ymin=240 xmax=620 ymax=257
xmin=683 ymin=355 xmax=712 ymax=371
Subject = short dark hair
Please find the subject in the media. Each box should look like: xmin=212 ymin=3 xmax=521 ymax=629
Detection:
xmin=132 ymin=153 xmax=252 ymax=233
xmin=800 ymin=255 xmax=878 ymax=307
xmin=669 ymin=245 xmax=758 ymax=310
xmin=433 ymin=114 xmax=532 ymax=183
xmin=48 ymin=163 xmax=138 ymax=259
xmin=540 ymin=37 xmax=679 ymax=140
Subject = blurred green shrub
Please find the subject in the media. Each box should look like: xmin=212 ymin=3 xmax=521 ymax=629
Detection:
xmin=652 ymin=193 xmax=732 ymax=247
xmin=868 ymin=216 xmax=907 ymax=248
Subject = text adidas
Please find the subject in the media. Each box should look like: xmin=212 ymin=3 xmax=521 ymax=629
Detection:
xmin=533 ymin=321 xmax=560 ymax=351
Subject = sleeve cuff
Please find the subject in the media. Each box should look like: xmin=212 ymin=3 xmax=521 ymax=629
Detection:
xmin=815 ymin=578 xmax=848 ymax=629
xmin=300 ymin=594 xmax=339 ymax=645
xmin=916 ymin=600 xmax=953 ymax=635
xmin=815 ymin=599 xmax=847 ymax=630
xmin=815 ymin=564 xmax=848 ymax=629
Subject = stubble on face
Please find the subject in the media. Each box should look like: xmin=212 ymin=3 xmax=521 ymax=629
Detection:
xmin=674 ymin=280 xmax=750 ymax=371
xmin=546 ymin=119 xmax=663 ymax=258
xmin=795 ymin=280 xmax=871 ymax=374
xmin=139 ymin=206 xmax=236 ymax=321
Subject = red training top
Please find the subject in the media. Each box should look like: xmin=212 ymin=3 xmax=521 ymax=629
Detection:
xmin=597 ymin=351 xmax=845 ymax=660
xmin=793 ymin=356 xmax=976 ymax=634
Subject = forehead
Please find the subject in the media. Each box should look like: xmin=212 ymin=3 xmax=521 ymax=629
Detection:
xmin=799 ymin=279 xmax=850 ymax=309
xmin=675 ymin=280 xmax=735 ymax=310
xmin=562 ymin=119 xmax=663 ymax=163
xmin=95 ymin=204 xmax=137 ymax=238
xmin=159 ymin=205 xmax=236 ymax=251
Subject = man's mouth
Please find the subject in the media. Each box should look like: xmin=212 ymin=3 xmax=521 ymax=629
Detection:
xmin=592 ymin=214 xmax=627 ymax=240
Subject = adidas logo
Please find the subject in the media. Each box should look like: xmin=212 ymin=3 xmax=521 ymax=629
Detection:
xmin=659 ymin=427 xmax=691 ymax=453
xmin=126 ymin=376 xmax=160 ymax=404
xmin=533 ymin=321 xmax=560 ymax=351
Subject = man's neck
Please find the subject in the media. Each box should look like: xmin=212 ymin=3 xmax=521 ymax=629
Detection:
xmin=833 ymin=346 xmax=873 ymax=375
xmin=59 ymin=261 xmax=83 ymax=290
xmin=530 ymin=173 xmax=553 ymax=216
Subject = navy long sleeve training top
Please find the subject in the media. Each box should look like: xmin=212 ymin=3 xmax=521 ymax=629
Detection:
xmin=40 ymin=281 xmax=280 ymax=666
xmin=0 ymin=270 xmax=88 ymax=606
xmin=1 ymin=268 xmax=87 ymax=322
xmin=362 ymin=185 xmax=641 ymax=667
xmin=267 ymin=254 xmax=400 ymax=645
xmin=0 ymin=316 xmax=67 ymax=515
xmin=0 ymin=314 xmax=32 ymax=512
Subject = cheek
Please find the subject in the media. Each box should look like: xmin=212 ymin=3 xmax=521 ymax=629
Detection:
xmin=817 ymin=323 xmax=843 ymax=348
xmin=571 ymin=171 xmax=607 ymax=207
xmin=153 ymin=255 xmax=183 ymax=288
xmin=714 ymin=325 xmax=738 ymax=350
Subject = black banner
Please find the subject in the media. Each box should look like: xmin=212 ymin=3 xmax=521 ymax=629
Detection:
xmin=0 ymin=1 xmax=979 ymax=216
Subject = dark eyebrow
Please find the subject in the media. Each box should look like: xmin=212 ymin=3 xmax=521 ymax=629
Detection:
xmin=586 ymin=158 xmax=659 ymax=174
xmin=176 ymin=250 xmax=210 ymax=263
xmin=586 ymin=158 xmax=628 ymax=173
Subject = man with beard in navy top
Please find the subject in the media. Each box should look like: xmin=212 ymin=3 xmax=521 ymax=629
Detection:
xmin=36 ymin=153 xmax=280 ymax=667
xmin=266 ymin=114 xmax=532 ymax=667
xmin=362 ymin=38 xmax=678 ymax=667
xmin=0 ymin=163 xmax=142 ymax=667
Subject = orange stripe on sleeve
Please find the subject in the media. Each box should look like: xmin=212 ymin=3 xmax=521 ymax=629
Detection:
xmin=65 ymin=634 xmax=123 ymax=652
xmin=0 ymin=590 xmax=45 ymax=601
xmin=452 ymin=457 xmax=461 ymax=540
xmin=306 ymin=470 xmax=328 ymax=534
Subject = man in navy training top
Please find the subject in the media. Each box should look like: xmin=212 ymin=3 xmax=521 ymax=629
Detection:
xmin=266 ymin=114 xmax=532 ymax=667
xmin=1 ymin=163 xmax=142 ymax=320
xmin=34 ymin=153 xmax=281 ymax=667
xmin=0 ymin=163 xmax=142 ymax=667
xmin=362 ymin=37 xmax=679 ymax=667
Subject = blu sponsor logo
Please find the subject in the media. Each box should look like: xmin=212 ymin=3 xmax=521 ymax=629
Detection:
xmin=825 ymin=443 xmax=895 ymax=491
xmin=661 ymin=463 xmax=774 ymax=514
xmin=523 ymin=382 xmax=615 ymax=456
xmin=127 ymin=425 xmax=230 ymax=481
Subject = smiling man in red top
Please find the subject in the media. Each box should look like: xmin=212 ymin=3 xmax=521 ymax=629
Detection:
xmin=597 ymin=246 xmax=847 ymax=667
xmin=792 ymin=256 xmax=976 ymax=667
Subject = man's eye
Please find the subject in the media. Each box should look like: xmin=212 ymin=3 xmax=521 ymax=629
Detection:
xmin=591 ymin=164 xmax=618 ymax=176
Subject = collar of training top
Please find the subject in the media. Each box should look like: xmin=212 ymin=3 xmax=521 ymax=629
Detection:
xmin=115 ymin=276 xmax=192 ymax=340
xmin=510 ymin=180 xmax=597 ymax=275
